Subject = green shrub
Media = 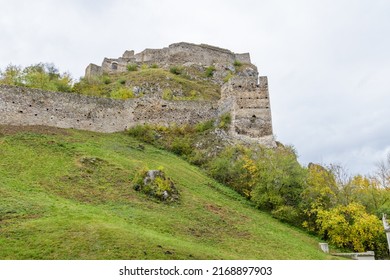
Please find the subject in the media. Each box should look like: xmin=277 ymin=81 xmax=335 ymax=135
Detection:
xmin=162 ymin=89 xmax=173 ymax=100
xmin=250 ymin=147 xmax=306 ymax=211
xmin=169 ymin=65 xmax=183 ymax=75
xmin=195 ymin=119 xmax=215 ymax=133
xmin=271 ymin=205 xmax=301 ymax=225
xmin=223 ymin=71 xmax=233 ymax=83
xmin=218 ymin=113 xmax=232 ymax=129
xmin=233 ymin=60 xmax=243 ymax=67
xmin=132 ymin=166 xmax=149 ymax=187
xmin=233 ymin=60 xmax=245 ymax=72
xmin=207 ymin=146 xmax=243 ymax=186
xmin=188 ymin=150 xmax=209 ymax=166
xmin=171 ymin=136 xmax=192 ymax=156
xmin=127 ymin=124 xmax=156 ymax=144
xmin=102 ymin=76 xmax=111 ymax=84
xmin=110 ymin=88 xmax=134 ymax=99
xmin=126 ymin=64 xmax=138 ymax=72
xmin=150 ymin=63 xmax=158 ymax=69
xmin=204 ymin=66 xmax=216 ymax=77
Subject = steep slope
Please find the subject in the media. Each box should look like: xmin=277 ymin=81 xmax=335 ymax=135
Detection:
xmin=0 ymin=125 xmax=335 ymax=259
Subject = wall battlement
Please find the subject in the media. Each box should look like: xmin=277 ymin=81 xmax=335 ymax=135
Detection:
xmin=0 ymin=43 xmax=275 ymax=147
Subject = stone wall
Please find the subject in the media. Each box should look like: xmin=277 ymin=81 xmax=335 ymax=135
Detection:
xmin=219 ymin=75 xmax=274 ymax=146
xmin=131 ymin=97 xmax=217 ymax=126
xmin=0 ymin=85 xmax=218 ymax=133
xmin=85 ymin=42 xmax=253 ymax=78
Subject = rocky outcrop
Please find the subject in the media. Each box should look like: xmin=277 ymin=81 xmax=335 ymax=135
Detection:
xmin=133 ymin=169 xmax=179 ymax=202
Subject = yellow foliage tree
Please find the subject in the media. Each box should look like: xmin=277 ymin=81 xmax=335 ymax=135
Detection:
xmin=316 ymin=203 xmax=386 ymax=253
xmin=301 ymin=163 xmax=339 ymax=231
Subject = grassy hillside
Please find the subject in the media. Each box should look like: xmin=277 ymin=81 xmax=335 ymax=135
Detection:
xmin=73 ymin=67 xmax=221 ymax=100
xmin=0 ymin=125 xmax=336 ymax=259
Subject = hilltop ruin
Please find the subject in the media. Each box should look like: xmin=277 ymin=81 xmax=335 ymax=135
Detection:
xmin=0 ymin=42 xmax=275 ymax=147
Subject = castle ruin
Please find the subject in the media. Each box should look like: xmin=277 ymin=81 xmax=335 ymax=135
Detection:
xmin=0 ymin=42 xmax=275 ymax=147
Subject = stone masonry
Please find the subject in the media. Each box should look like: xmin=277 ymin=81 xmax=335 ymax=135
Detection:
xmin=0 ymin=85 xmax=216 ymax=132
xmin=85 ymin=42 xmax=251 ymax=78
xmin=0 ymin=43 xmax=275 ymax=147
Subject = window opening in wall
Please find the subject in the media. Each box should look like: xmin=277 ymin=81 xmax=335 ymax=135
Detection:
xmin=111 ymin=62 xmax=118 ymax=70
xmin=251 ymin=115 xmax=256 ymax=123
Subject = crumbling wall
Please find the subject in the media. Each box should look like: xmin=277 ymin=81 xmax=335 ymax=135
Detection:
xmin=0 ymin=85 xmax=218 ymax=133
xmin=219 ymin=75 xmax=274 ymax=146
xmin=89 ymin=42 xmax=253 ymax=76
xmin=130 ymin=98 xmax=217 ymax=126
xmin=0 ymin=85 xmax=133 ymax=132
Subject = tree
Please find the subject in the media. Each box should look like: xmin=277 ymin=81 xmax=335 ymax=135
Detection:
xmin=250 ymin=146 xmax=306 ymax=224
xmin=0 ymin=63 xmax=72 ymax=92
xmin=349 ymin=175 xmax=390 ymax=216
xmin=0 ymin=64 xmax=23 ymax=86
xmin=329 ymin=164 xmax=355 ymax=205
xmin=301 ymin=163 xmax=339 ymax=231
xmin=374 ymin=152 xmax=390 ymax=189
xmin=316 ymin=202 xmax=388 ymax=256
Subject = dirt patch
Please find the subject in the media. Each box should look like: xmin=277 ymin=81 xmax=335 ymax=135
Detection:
xmin=205 ymin=204 xmax=223 ymax=214
xmin=0 ymin=125 xmax=71 ymax=136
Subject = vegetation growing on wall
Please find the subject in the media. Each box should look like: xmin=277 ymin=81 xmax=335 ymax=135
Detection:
xmin=74 ymin=67 xmax=221 ymax=100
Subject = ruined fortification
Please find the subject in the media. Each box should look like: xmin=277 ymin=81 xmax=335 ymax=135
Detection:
xmin=85 ymin=42 xmax=251 ymax=79
xmin=0 ymin=42 xmax=275 ymax=147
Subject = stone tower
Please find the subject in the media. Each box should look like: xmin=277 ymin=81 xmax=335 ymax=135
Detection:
xmin=219 ymin=73 xmax=274 ymax=147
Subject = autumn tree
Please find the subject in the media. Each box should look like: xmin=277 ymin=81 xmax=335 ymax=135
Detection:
xmin=350 ymin=175 xmax=390 ymax=216
xmin=300 ymin=163 xmax=338 ymax=231
xmin=316 ymin=202 xmax=388 ymax=257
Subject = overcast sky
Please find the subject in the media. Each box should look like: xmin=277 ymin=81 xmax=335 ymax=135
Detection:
xmin=1 ymin=0 xmax=389 ymax=175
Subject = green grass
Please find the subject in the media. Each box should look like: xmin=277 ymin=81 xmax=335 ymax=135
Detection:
xmin=73 ymin=67 xmax=220 ymax=101
xmin=0 ymin=126 xmax=336 ymax=259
